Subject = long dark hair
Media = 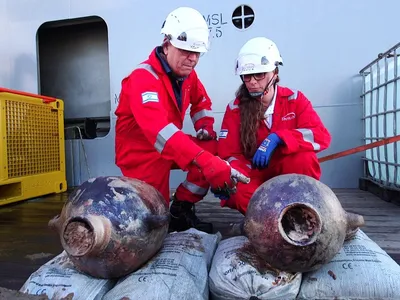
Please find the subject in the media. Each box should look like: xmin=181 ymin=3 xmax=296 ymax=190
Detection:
xmin=237 ymin=84 xmax=266 ymax=159
xmin=237 ymin=71 xmax=280 ymax=159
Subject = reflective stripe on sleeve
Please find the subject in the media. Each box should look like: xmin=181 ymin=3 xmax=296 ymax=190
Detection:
xmin=154 ymin=123 xmax=180 ymax=153
xmin=191 ymin=109 xmax=213 ymax=124
xmin=295 ymin=128 xmax=321 ymax=151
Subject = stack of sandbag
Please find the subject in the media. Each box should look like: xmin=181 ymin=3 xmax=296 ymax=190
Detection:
xmin=297 ymin=229 xmax=400 ymax=299
xmin=102 ymin=228 xmax=222 ymax=300
xmin=19 ymin=251 xmax=116 ymax=299
xmin=209 ymin=236 xmax=302 ymax=300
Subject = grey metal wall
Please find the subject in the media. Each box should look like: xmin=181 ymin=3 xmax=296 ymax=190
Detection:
xmin=1 ymin=0 xmax=399 ymax=190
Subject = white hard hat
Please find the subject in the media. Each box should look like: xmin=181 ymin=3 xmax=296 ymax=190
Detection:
xmin=160 ymin=7 xmax=210 ymax=53
xmin=235 ymin=37 xmax=283 ymax=75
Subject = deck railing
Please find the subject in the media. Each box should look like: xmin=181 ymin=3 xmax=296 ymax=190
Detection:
xmin=360 ymin=42 xmax=400 ymax=191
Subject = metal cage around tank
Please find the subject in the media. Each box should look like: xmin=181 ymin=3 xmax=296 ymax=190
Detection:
xmin=0 ymin=88 xmax=67 ymax=206
xmin=359 ymin=42 xmax=400 ymax=195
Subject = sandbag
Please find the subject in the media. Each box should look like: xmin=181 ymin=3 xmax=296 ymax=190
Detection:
xmin=103 ymin=228 xmax=222 ymax=300
xmin=209 ymin=236 xmax=302 ymax=300
xmin=20 ymin=251 xmax=116 ymax=300
xmin=297 ymin=229 xmax=400 ymax=300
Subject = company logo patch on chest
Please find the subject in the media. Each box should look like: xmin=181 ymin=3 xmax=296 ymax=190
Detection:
xmin=141 ymin=91 xmax=159 ymax=104
xmin=282 ymin=112 xmax=296 ymax=121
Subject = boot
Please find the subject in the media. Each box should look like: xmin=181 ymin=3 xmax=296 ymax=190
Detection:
xmin=169 ymin=196 xmax=213 ymax=234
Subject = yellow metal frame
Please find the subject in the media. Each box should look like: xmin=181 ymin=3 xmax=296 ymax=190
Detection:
xmin=0 ymin=88 xmax=67 ymax=206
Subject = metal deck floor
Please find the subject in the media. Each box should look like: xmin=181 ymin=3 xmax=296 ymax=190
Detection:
xmin=0 ymin=188 xmax=399 ymax=291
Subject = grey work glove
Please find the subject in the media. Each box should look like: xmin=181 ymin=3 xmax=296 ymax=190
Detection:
xmin=196 ymin=128 xmax=217 ymax=141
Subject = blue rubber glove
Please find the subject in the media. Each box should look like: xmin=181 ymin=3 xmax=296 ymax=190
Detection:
xmin=252 ymin=133 xmax=282 ymax=169
xmin=213 ymin=192 xmax=230 ymax=200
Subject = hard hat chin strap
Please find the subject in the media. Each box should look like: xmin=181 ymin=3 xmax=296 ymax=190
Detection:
xmin=248 ymin=91 xmax=264 ymax=97
xmin=248 ymin=75 xmax=276 ymax=98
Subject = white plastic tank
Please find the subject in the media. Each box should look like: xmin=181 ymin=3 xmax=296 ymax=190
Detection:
xmin=362 ymin=47 xmax=400 ymax=187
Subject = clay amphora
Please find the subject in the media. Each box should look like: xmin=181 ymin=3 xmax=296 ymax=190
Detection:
xmin=243 ymin=173 xmax=365 ymax=273
xmin=49 ymin=176 xmax=170 ymax=279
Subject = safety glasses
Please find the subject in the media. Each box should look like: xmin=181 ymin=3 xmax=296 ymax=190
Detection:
xmin=177 ymin=48 xmax=201 ymax=58
xmin=241 ymin=72 xmax=267 ymax=82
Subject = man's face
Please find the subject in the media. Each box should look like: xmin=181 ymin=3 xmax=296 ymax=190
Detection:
xmin=164 ymin=43 xmax=200 ymax=77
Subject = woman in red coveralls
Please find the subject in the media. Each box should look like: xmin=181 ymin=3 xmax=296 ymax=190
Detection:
xmin=216 ymin=37 xmax=332 ymax=216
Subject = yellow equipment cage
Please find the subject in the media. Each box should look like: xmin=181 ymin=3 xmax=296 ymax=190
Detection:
xmin=0 ymin=87 xmax=67 ymax=206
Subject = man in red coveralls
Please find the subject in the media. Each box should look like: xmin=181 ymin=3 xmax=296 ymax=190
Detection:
xmin=114 ymin=7 xmax=249 ymax=233
xmin=216 ymin=37 xmax=331 ymax=217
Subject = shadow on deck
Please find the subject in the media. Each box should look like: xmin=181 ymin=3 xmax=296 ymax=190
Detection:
xmin=0 ymin=188 xmax=399 ymax=291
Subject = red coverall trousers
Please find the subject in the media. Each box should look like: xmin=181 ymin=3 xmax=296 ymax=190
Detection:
xmin=221 ymin=150 xmax=321 ymax=215
xmin=121 ymin=136 xmax=217 ymax=205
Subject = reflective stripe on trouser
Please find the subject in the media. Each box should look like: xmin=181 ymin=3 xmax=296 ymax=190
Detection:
xmin=221 ymin=151 xmax=321 ymax=215
xmin=174 ymin=137 xmax=218 ymax=203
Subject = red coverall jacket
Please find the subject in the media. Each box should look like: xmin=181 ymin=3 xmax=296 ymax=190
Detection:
xmin=115 ymin=48 xmax=215 ymax=201
xmin=218 ymin=85 xmax=331 ymax=191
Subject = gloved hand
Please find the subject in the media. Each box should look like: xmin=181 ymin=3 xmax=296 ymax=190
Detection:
xmin=214 ymin=193 xmax=230 ymax=200
xmin=212 ymin=160 xmax=250 ymax=200
xmin=252 ymin=133 xmax=283 ymax=169
xmin=212 ymin=184 xmax=232 ymax=200
xmin=193 ymin=151 xmax=250 ymax=191
xmin=212 ymin=165 xmax=251 ymax=200
xmin=196 ymin=127 xmax=217 ymax=141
